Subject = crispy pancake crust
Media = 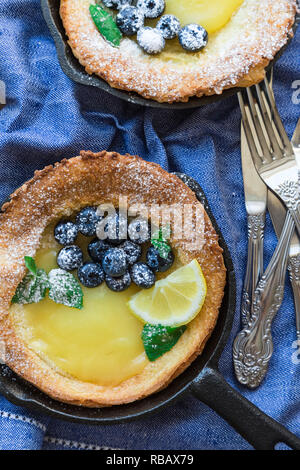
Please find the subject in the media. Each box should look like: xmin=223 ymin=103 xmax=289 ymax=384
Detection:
xmin=0 ymin=152 xmax=226 ymax=407
xmin=60 ymin=0 xmax=296 ymax=103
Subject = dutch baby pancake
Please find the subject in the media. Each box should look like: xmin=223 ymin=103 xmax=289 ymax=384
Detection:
xmin=0 ymin=151 xmax=226 ymax=406
xmin=60 ymin=0 xmax=297 ymax=102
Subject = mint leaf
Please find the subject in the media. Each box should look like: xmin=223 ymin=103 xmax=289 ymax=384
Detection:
xmin=48 ymin=269 xmax=83 ymax=309
xmin=12 ymin=258 xmax=83 ymax=309
xmin=152 ymin=239 xmax=171 ymax=259
xmin=12 ymin=269 xmax=49 ymax=304
xmin=151 ymin=226 xmax=171 ymax=259
xmin=24 ymin=256 xmax=37 ymax=275
xmin=90 ymin=4 xmax=122 ymax=47
xmin=142 ymin=324 xmax=187 ymax=362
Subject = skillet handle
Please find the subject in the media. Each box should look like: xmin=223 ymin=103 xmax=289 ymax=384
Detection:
xmin=191 ymin=367 xmax=300 ymax=450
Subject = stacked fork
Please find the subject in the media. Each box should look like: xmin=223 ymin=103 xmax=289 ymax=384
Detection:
xmin=233 ymin=74 xmax=300 ymax=389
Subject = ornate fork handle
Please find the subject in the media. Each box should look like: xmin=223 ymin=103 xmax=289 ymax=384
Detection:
xmin=233 ymin=212 xmax=295 ymax=388
xmin=241 ymin=214 xmax=265 ymax=327
xmin=288 ymin=254 xmax=300 ymax=340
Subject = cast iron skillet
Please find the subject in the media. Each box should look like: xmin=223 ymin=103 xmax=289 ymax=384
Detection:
xmin=0 ymin=173 xmax=299 ymax=450
xmin=40 ymin=0 xmax=299 ymax=109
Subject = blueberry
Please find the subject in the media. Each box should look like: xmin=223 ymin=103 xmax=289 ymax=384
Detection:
xmin=116 ymin=6 xmax=144 ymax=36
xmin=99 ymin=212 xmax=127 ymax=244
xmin=102 ymin=248 xmax=127 ymax=277
xmin=57 ymin=245 xmax=83 ymax=271
xmin=102 ymin=0 xmax=132 ymax=9
xmin=137 ymin=27 xmax=165 ymax=54
xmin=128 ymin=218 xmax=151 ymax=244
xmin=131 ymin=262 xmax=155 ymax=289
xmin=137 ymin=0 xmax=165 ymax=19
xmin=88 ymin=238 xmax=111 ymax=262
xmin=54 ymin=220 xmax=78 ymax=246
xmin=157 ymin=14 xmax=180 ymax=40
xmin=178 ymin=24 xmax=208 ymax=52
xmin=76 ymin=207 xmax=102 ymax=237
xmin=105 ymin=271 xmax=131 ymax=292
xmin=119 ymin=240 xmax=142 ymax=265
xmin=146 ymin=246 xmax=174 ymax=272
xmin=77 ymin=262 xmax=105 ymax=288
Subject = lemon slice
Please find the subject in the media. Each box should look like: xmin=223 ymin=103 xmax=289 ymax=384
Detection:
xmin=128 ymin=259 xmax=207 ymax=327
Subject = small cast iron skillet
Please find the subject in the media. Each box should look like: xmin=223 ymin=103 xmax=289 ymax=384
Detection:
xmin=0 ymin=173 xmax=299 ymax=450
xmin=40 ymin=0 xmax=299 ymax=109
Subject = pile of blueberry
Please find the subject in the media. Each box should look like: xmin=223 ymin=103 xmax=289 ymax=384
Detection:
xmin=101 ymin=0 xmax=208 ymax=54
xmin=54 ymin=206 xmax=174 ymax=292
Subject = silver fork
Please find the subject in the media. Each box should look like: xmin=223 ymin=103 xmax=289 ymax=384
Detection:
xmin=233 ymin=80 xmax=300 ymax=388
xmin=268 ymin=118 xmax=300 ymax=342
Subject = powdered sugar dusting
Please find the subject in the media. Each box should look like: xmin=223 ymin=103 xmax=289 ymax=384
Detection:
xmin=137 ymin=27 xmax=165 ymax=54
xmin=48 ymin=268 xmax=83 ymax=308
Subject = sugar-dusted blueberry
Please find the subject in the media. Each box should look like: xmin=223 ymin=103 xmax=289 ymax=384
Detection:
xmin=157 ymin=14 xmax=180 ymax=40
xmin=57 ymin=245 xmax=83 ymax=271
xmin=178 ymin=24 xmax=208 ymax=52
xmin=76 ymin=206 xmax=102 ymax=237
xmin=102 ymin=248 xmax=127 ymax=277
xmin=88 ymin=238 xmax=111 ymax=262
xmin=54 ymin=220 xmax=78 ymax=246
xmin=119 ymin=240 xmax=142 ymax=265
xmin=99 ymin=212 xmax=127 ymax=244
xmin=105 ymin=271 xmax=131 ymax=292
xmin=128 ymin=217 xmax=151 ymax=244
xmin=131 ymin=262 xmax=155 ymax=289
xmin=137 ymin=27 xmax=165 ymax=54
xmin=116 ymin=6 xmax=144 ymax=36
xmin=146 ymin=246 xmax=174 ymax=272
xmin=137 ymin=0 xmax=165 ymax=19
xmin=77 ymin=262 xmax=105 ymax=288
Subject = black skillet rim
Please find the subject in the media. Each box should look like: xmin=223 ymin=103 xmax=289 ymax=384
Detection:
xmin=0 ymin=172 xmax=235 ymax=425
xmin=40 ymin=0 xmax=299 ymax=109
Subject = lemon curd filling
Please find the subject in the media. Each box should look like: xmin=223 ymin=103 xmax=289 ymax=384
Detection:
xmin=10 ymin=229 xmax=148 ymax=387
xmin=146 ymin=0 xmax=244 ymax=62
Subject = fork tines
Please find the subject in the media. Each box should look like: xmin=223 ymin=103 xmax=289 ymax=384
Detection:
xmin=238 ymin=78 xmax=294 ymax=167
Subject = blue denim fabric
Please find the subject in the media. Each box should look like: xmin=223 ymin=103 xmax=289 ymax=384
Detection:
xmin=0 ymin=0 xmax=299 ymax=450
